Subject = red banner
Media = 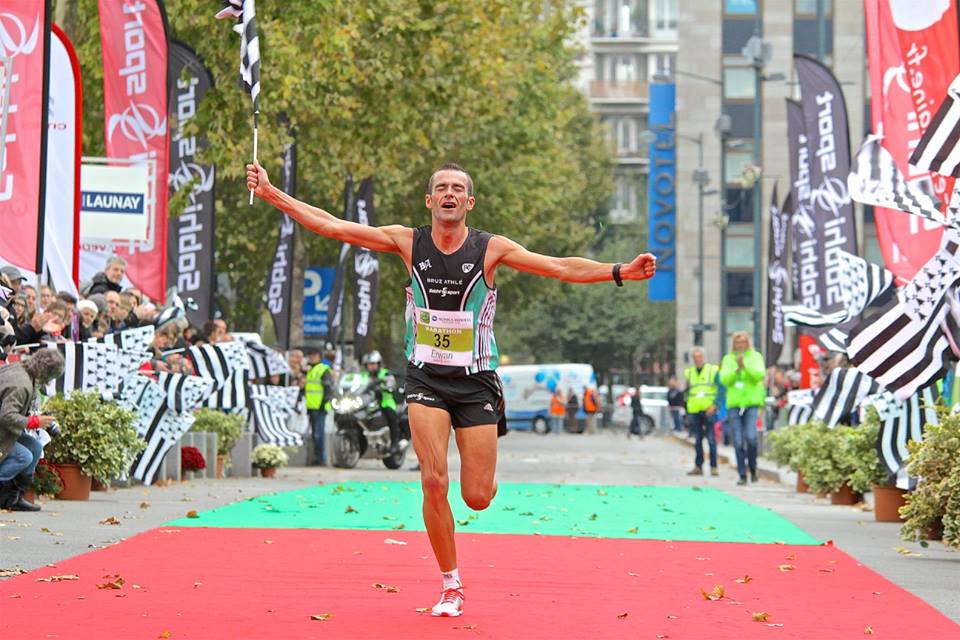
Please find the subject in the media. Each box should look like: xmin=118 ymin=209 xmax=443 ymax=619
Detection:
xmin=865 ymin=0 xmax=958 ymax=282
xmin=96 ymin=0 xmax=169 ymax=301
xmin=0 ymin=1 xmax=51 ymax=273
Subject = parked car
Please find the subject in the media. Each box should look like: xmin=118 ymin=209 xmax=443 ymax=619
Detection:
xmin=498 ymin=363 xmax=598 ymax=434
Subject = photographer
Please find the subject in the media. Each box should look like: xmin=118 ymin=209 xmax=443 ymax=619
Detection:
xmin=0 ymin=349 xmax=65 ymax=511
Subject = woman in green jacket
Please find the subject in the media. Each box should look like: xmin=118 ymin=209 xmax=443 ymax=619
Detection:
xmin=719 ymin=332 xmax=766 ymax=485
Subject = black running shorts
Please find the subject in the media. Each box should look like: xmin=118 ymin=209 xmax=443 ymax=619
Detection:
xmin=404 ymin=365 xmax=507 ymax=436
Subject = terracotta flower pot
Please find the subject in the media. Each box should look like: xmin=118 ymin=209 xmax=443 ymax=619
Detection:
xmin=796 ymin=471 xmax=809 ymax=494
xmin=260 ymin=467 xmax=277 ymax=478
xmin=872 ymin=485 xmax=907 ymax=522
xmin=830 ymin=483 xmax=862 ymax=506
xmin=923 ymin=518 xmax=944 ymax=541
xmin=55 ymin=464 xmax=92 ymax=501
xmin=216 ymin=455 xmax=227 ymax=479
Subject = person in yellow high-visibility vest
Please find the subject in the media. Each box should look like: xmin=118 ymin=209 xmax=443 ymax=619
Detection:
xmin=305 ymin=345 xmax=336 ymax=465
xmin=684 ymin=347 xmax=719 ymax=476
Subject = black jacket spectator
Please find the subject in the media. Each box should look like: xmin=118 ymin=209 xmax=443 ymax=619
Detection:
xmin=87 ymin=272 xmax=122 ymax=296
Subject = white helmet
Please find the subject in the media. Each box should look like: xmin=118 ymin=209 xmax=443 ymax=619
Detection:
xmin=362 ymin=350 xmax=382 ymax=366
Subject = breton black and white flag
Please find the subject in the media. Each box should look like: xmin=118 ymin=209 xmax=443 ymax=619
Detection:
xmin=782 ymin=250 xmax=894 ymax=328
xmin=819 ymin=327 xmax=849 ymax=354
xmin=244 ymin=340 xmax=291 ymax=380
xmin=156 ymin=371 xmax=215 ymax=414
xmin=215 ymin=0 xmax=260 ymax=115
xmin=867 ymin=386 xmax=941 ymax=487
xmin=785 ymin=388 xmax=815 ymax=426
xmin=810 ymin=367 xmax=882 ymax=427
xmin=247 ymin=383 xmax=302 ymax=446
xmin=850 ymin=136 xmax=958 ymax=228
xmin=909 ymin=73 xmax=960 ymax=179
xmin=204 ymin=368 xmax=248 ymax=411
xmin=185 ymin=341 xmax=249 ymax=385
xmin=44 ymin=342 xmax=121 ymax=396
xmin=0 ymin=282 xmax=11 ymax=302
xmin=90 ymin=325 xmax=155 ymax=356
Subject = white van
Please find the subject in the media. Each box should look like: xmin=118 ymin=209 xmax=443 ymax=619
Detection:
xmin=497 ymin=363 xmax=597 ymax=433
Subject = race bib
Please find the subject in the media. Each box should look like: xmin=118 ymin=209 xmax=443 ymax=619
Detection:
xmin=414 ymin=307 xmax=474 ymax=367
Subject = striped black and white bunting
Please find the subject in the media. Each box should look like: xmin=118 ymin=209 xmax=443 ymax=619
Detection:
xmin=156 ymin=372 xmax=215 ymax=414
xmin=185 ymin=341 xmax=249 ymax=386
xmin=204 ymin=368 xmax=248 ymax=411
xmin=244 ymin=340 xmax=290 ymax=379
xmin=89 ymin=325 xmax=155 ymax=356
xmin=866 ymin=386 xmax=940 ymax=487
xmin=909 ymin=73 xmax=960 ymax=179
xmin=811 ymin=367 xmax=881 ymax=427
xmin=43 ymin=342 xmax=121 ymax=396
xmin=247 ymin=383 xmax=302 ymax=447
xmin=785 ymin=388 xmax=815 ymax=425
xmin=819 ymin=327 xmax=849 ymax=354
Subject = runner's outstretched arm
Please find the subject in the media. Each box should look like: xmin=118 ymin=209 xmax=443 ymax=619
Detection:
xmin=490 ymin=236 xmax=656 ymax=283
xmin=246 ymin=162 xmax=410 ymax=255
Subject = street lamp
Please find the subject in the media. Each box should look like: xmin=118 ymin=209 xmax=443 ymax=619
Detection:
xmin=642 ymin=129 xmax=717 ymax=347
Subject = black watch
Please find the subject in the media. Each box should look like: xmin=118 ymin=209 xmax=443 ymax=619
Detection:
xmin=612 ymin=263 xmax=623 ymax=287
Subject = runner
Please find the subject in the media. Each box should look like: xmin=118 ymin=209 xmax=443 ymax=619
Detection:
xmin=245 ymin=161 xmax=656 ymax=617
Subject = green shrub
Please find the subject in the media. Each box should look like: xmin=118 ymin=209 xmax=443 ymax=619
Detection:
xmin=191 ymin=409 xmax=245 ymax=456
xmin=846 ymin=409 xmax=889 ymax=495
xmin=900 ymin=410 xmax=960 ymax=548
xmin=251 ymin=444 xmax=289 ymax=469
xmin=43 ymin=391 xmax=145 ymax=482
xmin=768 ymin=422 xmax=814 ymax=470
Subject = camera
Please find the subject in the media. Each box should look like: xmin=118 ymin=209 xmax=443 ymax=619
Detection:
xmin=46 ymin=422 xmax=61 ymax=439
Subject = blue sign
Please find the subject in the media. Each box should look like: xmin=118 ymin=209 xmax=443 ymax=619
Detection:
xmin=80 ymin=191 xmax=145 ymax=214
xmin=725 ymin=0 xmax=757 ymax=14
xmin=303 ymin=266 xmax=335 ymax=336
xmin=647 ymin=82 xmax=676 ymax=301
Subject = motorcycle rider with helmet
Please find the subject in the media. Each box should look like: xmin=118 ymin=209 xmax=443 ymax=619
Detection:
xmin=359 ymin=351 xmax=405 ymax=453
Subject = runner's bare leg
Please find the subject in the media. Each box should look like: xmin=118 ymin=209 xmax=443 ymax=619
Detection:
xmin=456 ymin=425 xmax=498 ymax=511
xmin=410 ymin=403 xmax=457 ymax=571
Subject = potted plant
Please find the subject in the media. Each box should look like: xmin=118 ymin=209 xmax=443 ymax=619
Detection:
xmin=793 ymin=422 xmax=863 ymax=504
xmin=27 ymin=459 xmax=64 ymax=503
xmin=851 ymin=408 xmax=907 ymax=522
xmin=900 ymin=410 xmax=960 ymax=547
xmin=767 ymin=421 xmax=816 ymax=492
xmin=191 ymin=409 xmax=245 ymax=478
xmin=251 ymin=444 xmax=288 ymax=478
xmin=43 ymin=391 xmax=144 ymax=499
xmin=180 ymin=446 xmax=206 ymax=480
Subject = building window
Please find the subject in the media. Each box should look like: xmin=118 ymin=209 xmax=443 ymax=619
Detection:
xmin=725 ymin=187 xmax=754 ymax=223
xmin=593 ymin=0 xmax=649 ymax=38
xmin=595 ymin=52 xmax=645 ymax=82
xmin=602 ymin=115 xmax=647 ymax=156
xmin=724 ymin=147 xmax=754 ymax=184
xmin=652 ymin=0 xmax=677 ymax=36
xmin=726 ymin=271 xmax=754 ymax=307
xmin=610 ymin=172 xmax=645 ymax=223
xmin=724 ymin=0 xmax=757 ymax=15
xmin=795 ymin=0 xmax=832 ymax=16
xmin=723 ymin=67 xmax=755 ymax=99
xmin=724 ymin=308 xmax=754 ymax=342
xmin=650 ymin=52 xmax=675 ymax=81
xmin=725 ymin=236 xmax=755 ymax=268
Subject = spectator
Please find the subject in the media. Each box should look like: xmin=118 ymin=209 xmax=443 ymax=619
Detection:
xmin=666 ymin=376 xmax=685 ymax=433
xmin=202 ymin=320 xmax=225 ymax=343
xmin=20 ymin=285 xmax=36 ymax=318
xmin=37 ymin=285 xmax=55 ymax=313
xmin=719 ymin=331 xmax=766 ymax=486
xmin=6 ymin=295 xmax=27 ymax=328
xmin=287 ymin=349 xmax=306 ymax=389
xmin=87 ymin=256 xmax=126 ymax=296
xmin=582 ymin=386 xmax=599 ymax=434
xmin=628 ymin=387 xmax=646 ymax=438
xmin=55 ymin=292 xmax=80 ymax=340
xmin=683 ymin=347 xmax=720 ymax=476
xmin=104 ymin=291 xmax=128 ymax=333
xmin=15 ymin=301 xmax=68 ymax=345
xmin=76 ymin=299 xmax=99 ymax=341
xmin=565 ymin=387 xmax=579 ymax=432
xmin=305 ymin=346 xmax=336 ymax=465
xmin=214 ymin=318 xmax=229 ymax=340
xmin=549 ymin=387 xmax=565 ymax=435
xmin=0 ymin=349 xmax=65 ymax=511
xmin=0 ymin=265 xmax=26 ymax=296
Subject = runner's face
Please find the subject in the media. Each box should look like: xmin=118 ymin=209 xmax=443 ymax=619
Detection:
xmin=426 ymin=170 xmax=474 ymax=223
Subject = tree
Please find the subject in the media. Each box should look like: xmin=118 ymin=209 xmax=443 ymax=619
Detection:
xmin=65 ymin=0 xmax=614 ymax=338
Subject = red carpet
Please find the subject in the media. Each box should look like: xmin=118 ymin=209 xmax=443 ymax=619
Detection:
xmin=2 ymin=528 xmax=957 ymax=639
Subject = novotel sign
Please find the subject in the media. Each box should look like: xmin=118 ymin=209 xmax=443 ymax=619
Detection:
xmin=79 ymin=164 xmax=150 ymax=241
xmin=647 ymin=82 xmax=676 ymax=301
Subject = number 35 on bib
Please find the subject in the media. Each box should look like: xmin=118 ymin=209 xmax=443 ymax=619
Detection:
xmin=414 ymin=307 xmax=474 ymax=367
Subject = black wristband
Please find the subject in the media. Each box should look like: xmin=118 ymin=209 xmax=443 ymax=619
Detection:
xmin=612 ymin=263 xmax=623 ymax=287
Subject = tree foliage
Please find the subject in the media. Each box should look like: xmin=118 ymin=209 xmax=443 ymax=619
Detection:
xmin=64 ymin=0 xmax=614 ymax=338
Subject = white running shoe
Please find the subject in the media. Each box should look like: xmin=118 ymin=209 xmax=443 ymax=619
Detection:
xmin=431 ymin=585 xmax=465 ymax=617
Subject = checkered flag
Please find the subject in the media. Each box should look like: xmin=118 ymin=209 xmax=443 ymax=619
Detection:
xmin=849 ymin=136 xmax=959 ymax=228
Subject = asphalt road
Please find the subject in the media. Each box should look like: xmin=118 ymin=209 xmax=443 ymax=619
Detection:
xmin=2 ymin=429 xmax=957 ymax=623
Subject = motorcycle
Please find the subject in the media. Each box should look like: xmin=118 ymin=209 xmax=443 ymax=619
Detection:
xmin=329 ymin=374 xmax=411 ymax=469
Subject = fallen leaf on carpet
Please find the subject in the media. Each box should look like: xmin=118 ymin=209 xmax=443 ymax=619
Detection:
xmin=628 ymin=572 xmax=640 ymax=577
xmin=457 ymin=519 xmax=469 ymax=526
xmin=7 ymin=536 xmax=19 ymax=541
xmin=310 ymin=614 xmax=333 ymax=621
xmin=264 ymin=540 xmax=273 ymax=544
xmin=372 ymin=583 xmax=400 ymax=593
xmin=345 ymin=505 xmax=358 ymax=514
xmin=597 ymin=490 xmax=608 ymax=496
xmin=383 ymin=515 xmax=397 ymax=521
xmin=785 ymin=554 xmax=796 ymax=561
xmin=140 ymin=502 xmax=150 ymax=509
xmin=700 ymin=585 xmax=725 ymax=601
xmin=392 ymin=524 xmax=406 ymax=530
xmin=589 ymin=513 xmax=598 ymax=521
xmin=656 ymin=635 xmax=669 ymax=639
xmin=36 ymin=574 xmax=79 ymax=582
xmin=502 ymin=506 xmax=516 ymax=511
xmin=158 ymin=632 xmax=171 ymax=639
xmin=627 ymin=527 xmax=638 ymax=534
xmin=735 ymin=576 xmax=752 ymax=584
xmin=519 ymin=512 xmax=534 ymax=516
xmin=384 ymin=538 xmax=407 ymax=545
xmin=894 ymin=546 xmax=920 ymax=556
xmin=777 ymin=564 xmax=796 ymax=572
xmin=666 ymin=615 xmax=679 ymax=619
xmin=185 ymin=511 xmax=199 ymax=519
xmin=773 ymin=540 xmax=785 ymax=545
xmin=453 ymin=624 xmax=477 ymax=630
xmin=864 ymin=626 xmax=874 ymax=635
xmin=8 ymin=594 xmax=21 ymax=599
xmin=132 ymin=584 xmax=143 ymax=589
xmin=0 ymin=568 xmax=26 ymax=577
xmin=819 ymin=568 xmax=834 ymax=573
xmin=415 ymin=608 xmax=431 ymax=613
xmin=617 ymin=612 xmax=628 ymax=619
xmin=193 ymin=582 xmax=202 ymax=589
xmin=751 ymin=612 xmax=769 ymax=622
xmin=96 ymin=575 xmax=124 ymax=590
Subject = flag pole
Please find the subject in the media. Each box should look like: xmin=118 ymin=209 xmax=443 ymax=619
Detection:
xmin=249 ymin=112 xmax=258 ymax=205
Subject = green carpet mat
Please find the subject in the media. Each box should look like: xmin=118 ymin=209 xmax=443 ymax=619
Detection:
xmin=167 ymin=482 xmax=819 ymax=545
